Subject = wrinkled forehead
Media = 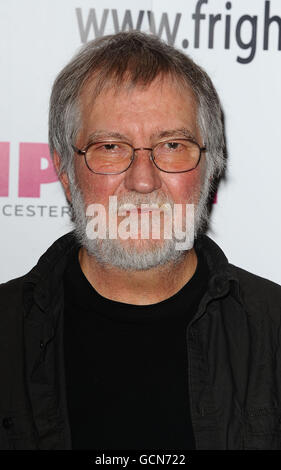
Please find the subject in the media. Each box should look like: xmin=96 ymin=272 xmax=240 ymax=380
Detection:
xmin=78 ymin=71 xmax=198 ymax=119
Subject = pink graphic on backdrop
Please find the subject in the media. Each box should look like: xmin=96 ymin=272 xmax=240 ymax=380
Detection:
xmin=18 ymin=143 xmax=58 ymax=197
xmin=0 ymin=142 xmax=10 ymax=197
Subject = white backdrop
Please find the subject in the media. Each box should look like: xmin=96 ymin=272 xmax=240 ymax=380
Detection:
xmin=0 ymin=0 xmax=280 ymax=284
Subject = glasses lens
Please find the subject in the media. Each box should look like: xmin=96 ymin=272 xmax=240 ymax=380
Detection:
xmin=85 ymin=142 xmax=132 ymax=174
xmin=153 ymin=139 xmax=200 ymax=172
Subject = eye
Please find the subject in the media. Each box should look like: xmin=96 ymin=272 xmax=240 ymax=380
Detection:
xmin=160 ymin=141 xmax=185 ymax=152
xmin=91 ymin=142 xmax=130 ymax=158
xmin=102 ymin=143 xmax=119 ymax=151
xmin=166 ymin=142 xmax=180 ymax=150
xmin=93 ymin=142 xmax=125 ymax=154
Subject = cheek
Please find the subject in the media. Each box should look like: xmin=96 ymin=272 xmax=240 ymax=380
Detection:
xmin=74 ymin=158 xmax=124 ymax=206
xmin=163 ymin=167 xmax=204 ymax=204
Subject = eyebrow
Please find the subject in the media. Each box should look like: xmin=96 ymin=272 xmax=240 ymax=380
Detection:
xmin=151 ymin=128 xmax=196 ymax=141
xmin=86 ymin=131 xmax=127 ymax=144
xmin=86 ymin=127 xmax=196 ymax=145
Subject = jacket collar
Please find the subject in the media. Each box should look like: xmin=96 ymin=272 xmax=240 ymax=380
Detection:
xmin=23 ymin=230 xmax=241 ymax=317
xmin=195 ymin=235 xmax=241 ymax=300
xmin=23 ymin=231 xmax=79 ymax=317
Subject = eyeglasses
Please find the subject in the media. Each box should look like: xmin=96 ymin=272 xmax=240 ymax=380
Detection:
xmin=72 ymin=138 xmax=206 ymax=175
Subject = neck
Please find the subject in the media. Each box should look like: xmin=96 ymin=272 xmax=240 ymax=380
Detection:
xmin=78 ymin=246 xmax=198 ymax=305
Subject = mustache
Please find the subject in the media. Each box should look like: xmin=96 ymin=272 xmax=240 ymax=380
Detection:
xmin=115 ymin=191 xmax=174 ymax=209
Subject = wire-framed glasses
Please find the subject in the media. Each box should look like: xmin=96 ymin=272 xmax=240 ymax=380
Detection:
xmin=72 ymin=138 xmax=206 ymax=175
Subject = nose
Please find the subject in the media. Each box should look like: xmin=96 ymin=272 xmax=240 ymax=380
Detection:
xmin=124 ymin=148 xmax=162 ymax=194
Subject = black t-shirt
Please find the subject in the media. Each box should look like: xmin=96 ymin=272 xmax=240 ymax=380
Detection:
xmin=63 ymin=246 xmax=209 ymax=450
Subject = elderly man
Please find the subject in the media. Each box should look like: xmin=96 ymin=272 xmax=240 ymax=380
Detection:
xmin=0 ymin=31 xmax=281 ymax=451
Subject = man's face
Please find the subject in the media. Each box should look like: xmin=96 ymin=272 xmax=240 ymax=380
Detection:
xmin=63 ymin=76 xmax=208 ymax=270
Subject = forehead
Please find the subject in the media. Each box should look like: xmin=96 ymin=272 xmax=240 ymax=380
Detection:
xmin=78 ymin=75 xmax=199 ymax=142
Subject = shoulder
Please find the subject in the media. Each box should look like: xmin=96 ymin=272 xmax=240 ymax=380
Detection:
xmin=0 ymin=275 xmax=26 ymax=326
xmin=229 ymin=264 xmax=281 ymax=322
xmin=0 ymin=275 xmax=25 ymax=303
xmin=0 ymin=231 xmax=77 ymax=312
xmin=230 ymin=264 xmax=281 ymax=299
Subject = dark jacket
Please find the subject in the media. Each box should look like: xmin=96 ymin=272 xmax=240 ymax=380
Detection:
xmin=0 ymin=231 xmax=281 ymax=450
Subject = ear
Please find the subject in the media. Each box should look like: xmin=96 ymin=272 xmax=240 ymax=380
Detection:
xmin=53 ymin=151 xmax=72 ymax=203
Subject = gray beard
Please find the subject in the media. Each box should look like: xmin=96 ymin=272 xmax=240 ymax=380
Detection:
xmin=68 ymin=181 xmax=210 ymax=271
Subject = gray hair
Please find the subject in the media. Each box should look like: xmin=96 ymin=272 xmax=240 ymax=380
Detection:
xmin=48 ymin=31 xmax=225 ymax=187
